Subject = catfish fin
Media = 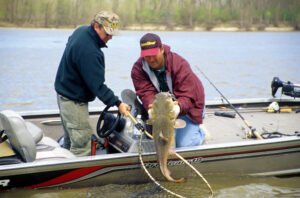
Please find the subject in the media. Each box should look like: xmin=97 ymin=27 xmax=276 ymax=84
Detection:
xmin=159 ymin=131 xmax=168 ymax=142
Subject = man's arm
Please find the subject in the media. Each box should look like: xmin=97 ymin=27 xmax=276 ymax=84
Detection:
xmin=131 ymin=59 xmax=157 ymax=111
xmin=171 ymin=58 xmax=196 ymax=116
xmin=80 ymin=52 xmax=120 ymax=106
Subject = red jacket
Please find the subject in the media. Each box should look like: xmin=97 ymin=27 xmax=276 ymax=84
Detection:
xmin=131 ymin=45 xmax=205 ymax=124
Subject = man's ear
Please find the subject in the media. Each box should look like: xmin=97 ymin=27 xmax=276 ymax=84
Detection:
xmin=161 ymin=45 xmax=165 ymax=53
xmin=93 ymin=23 xmax=102 ymax=34
xmin=93 ymin=23 xmax=98 ymax=31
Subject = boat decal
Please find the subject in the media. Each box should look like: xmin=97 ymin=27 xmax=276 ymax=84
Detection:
xmin=25 ymin=166 xmax=105 ymax=188
xmin=0 ymin=179 xmax=10 ymax=187
xmin=25 ymin=163 xmax=139 ymax=189
xmin=144 ymin=157 xmax=203 ymax=168
xmin=144 ymin=144 xmax=300 ymax=166
xmin=41 ymin=164 xmax=141 ymax=188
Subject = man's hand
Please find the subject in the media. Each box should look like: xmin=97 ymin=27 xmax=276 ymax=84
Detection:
xmin=173 ymin=101 xmax=180 ymax=118
xmin=148 ymin=101 xmax=180 ymax=119
xmin=118 ymin=102 xmax=130 ymax=117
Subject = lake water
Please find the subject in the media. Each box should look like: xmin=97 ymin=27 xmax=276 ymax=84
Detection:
xmin=0 ymin=28 xmax=300 ymax=197
xmin=1 ymin=28 xmax=300 ymax=112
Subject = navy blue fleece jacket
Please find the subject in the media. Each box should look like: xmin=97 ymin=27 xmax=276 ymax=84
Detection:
xmin=55 ymin=25 xmax=119 ymax=106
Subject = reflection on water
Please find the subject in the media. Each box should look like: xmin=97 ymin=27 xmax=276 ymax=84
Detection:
xmin=1 ymin=28 xmax=300 ymax=111
xmin=1 ymin=175 xmax=300 ymax=198
xmin=217 ymin=183 xmax=300 ymax=198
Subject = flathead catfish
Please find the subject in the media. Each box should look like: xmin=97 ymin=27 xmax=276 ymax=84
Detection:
xmin=149 ymin=92 xmax=185 ymax=183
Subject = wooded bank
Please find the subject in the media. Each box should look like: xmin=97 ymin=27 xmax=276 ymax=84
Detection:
xmin=0 ymin=0 xmax=299 ymax=31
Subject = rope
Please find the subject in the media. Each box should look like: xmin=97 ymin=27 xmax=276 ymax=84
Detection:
xmin=138 ymin=131 xmax=186 ymax=198
xmin=137 ymin=124 xmax=214 ymax=197
xmin=261 ymin=128 xmax=300 ymax=139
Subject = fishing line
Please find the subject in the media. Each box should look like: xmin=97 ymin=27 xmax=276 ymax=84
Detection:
xmin=195 ymin=66 xmax=263 ymax=140
xmin=127 ymin=111 xmax=214 ymax=198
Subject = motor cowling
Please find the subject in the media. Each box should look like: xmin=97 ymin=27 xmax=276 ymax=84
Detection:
xmin=271 ymin=77 xmax=300 ymax=98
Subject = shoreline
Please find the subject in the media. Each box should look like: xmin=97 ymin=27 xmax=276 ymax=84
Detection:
xmin=124 ymin=25 xmax=296 ymax=32
xmin=0 ymin=22 xmax=297 ymax=32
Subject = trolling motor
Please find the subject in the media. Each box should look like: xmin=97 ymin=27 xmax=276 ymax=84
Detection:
xmin=271 ymin=77 xmax=300 ymax=98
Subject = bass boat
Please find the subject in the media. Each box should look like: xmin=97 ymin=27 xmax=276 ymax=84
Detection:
xmin=0 ymin=78 xmax=300 ymax=191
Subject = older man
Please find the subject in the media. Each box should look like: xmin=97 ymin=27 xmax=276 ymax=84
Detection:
xmin=55 ymin=11 xmax=130 ymax=156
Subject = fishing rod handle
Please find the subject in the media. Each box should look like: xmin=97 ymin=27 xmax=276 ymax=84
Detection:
xmin=127 ymin=111 xmax=139 ymax=125
xmin=127 ymin=111 xmax=153 ymax=139
xmin=244 ymin=120 xmax=263 ymax=140
xmin=253 ymin=131 xmax=263 ymax=140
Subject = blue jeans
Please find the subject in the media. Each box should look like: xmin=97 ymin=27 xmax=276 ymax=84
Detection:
xmin=175 ymin=116 xmax=205 ymax=148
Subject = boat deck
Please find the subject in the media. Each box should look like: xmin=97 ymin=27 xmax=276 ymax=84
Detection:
xmin=23 ymin=100 xmax=300 ymax=146
xmin=203 ymin=106 xmax=300 ymax=144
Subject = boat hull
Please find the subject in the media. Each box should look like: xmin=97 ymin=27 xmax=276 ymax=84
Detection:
xmin=1 ymin=136 xmax=299 ymax=190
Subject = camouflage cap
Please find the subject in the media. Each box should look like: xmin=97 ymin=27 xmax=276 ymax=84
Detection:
xmin=94 ymin=11 xmax=120 ymax=36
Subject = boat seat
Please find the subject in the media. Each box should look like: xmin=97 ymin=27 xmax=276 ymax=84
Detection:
xmin=35 ymin=136 xmax=75 ymax=160
xmin=0 ymin=110 xmax=36 ymax=162
xmin=26 ymin=121 xmax=43 ymax=143
xmin=24 ymin=119 xmax=75 ymax=160
xmin=0 ymin=110 xmax=75 ymax=163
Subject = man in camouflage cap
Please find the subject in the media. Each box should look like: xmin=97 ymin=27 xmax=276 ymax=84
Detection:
xmin=55 ymin=11 xmax=130 ymax=156
xmin=93 ymin=11 xmax=120 ymax=36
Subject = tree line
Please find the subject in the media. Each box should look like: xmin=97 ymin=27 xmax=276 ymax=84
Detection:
xmin=0 ymin=0 xmax=299 ymax=31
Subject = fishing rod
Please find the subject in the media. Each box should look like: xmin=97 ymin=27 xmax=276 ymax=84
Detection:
xmin=195 ymin=66 xmax=263 ymax=140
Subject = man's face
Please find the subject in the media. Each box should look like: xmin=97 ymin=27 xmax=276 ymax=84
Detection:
xmin=144 ymin=46 xmax=165 ymax=70
xmin=94 ymin=23 xmax=112 ymax=43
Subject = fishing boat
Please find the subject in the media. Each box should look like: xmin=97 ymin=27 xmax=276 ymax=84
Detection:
xmin=0 ymin=78 xmax=300 ymax=191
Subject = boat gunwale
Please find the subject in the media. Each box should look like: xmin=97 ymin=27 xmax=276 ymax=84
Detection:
xmin=16 ymin=97 xmax=300 ymax=118
xmin=0 ymin=135 xmax=299 ymax=176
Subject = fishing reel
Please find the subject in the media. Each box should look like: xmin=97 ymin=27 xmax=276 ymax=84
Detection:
xmin=271 ymin=77 xmax=300 ymax=98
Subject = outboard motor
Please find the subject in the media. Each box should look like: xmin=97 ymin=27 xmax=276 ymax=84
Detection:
xmin=271 ymin=77 xmax=300 ymax=98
